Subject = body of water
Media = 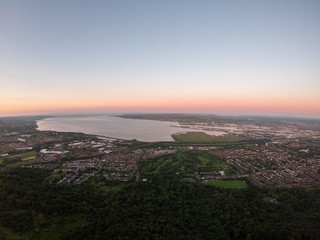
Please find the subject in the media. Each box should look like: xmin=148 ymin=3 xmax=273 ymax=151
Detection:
xmin=37 ymin=115 xmax=225 ymax=142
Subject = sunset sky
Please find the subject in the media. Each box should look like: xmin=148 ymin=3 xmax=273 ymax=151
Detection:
xmin=1 ymin=0 xmax=319 ymax=118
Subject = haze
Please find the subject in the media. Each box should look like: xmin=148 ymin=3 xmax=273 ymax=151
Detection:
xmin=1 ymin=0 xmax=319 ymax=118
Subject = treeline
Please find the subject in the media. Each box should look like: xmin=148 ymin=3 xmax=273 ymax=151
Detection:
xmin=1 ymin=168 xmax=320 ymax=240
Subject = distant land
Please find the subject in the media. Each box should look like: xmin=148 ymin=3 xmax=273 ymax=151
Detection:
xmin=0 ymin=113 xmax=320 ymax=239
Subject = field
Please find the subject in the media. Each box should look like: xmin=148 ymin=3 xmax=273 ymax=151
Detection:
xmin=172 ymin=132 xmax=247 ymax=143
xmin=139 ymin=151 xmax=226 ymax=176
xmin=209 ymin=179 xmax=248 ymax=189
xmin=0 ymin=151 xmax=37 ymax=167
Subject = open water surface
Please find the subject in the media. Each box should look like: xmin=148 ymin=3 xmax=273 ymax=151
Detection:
xmin=37 ymin=115 xmax=224 ymax=142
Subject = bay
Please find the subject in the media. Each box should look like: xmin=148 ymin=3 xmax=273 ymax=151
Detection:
xmin=37 ymin=115 xmax=224 ymax=142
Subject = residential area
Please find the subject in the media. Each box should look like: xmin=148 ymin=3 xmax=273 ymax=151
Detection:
xmin=0 ymin=115 xmax=319 ymax=188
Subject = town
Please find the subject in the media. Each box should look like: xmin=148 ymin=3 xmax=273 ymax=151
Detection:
xmin=0 ymin=114 xmax=320 ymax=188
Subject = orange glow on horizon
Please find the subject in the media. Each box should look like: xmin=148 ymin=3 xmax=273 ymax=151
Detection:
xmin=1 ymin=94 xmax=319 ymax=118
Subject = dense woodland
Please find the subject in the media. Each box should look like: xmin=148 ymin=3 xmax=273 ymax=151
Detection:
xmin=1 ymin=168 xmax=320 ymax=240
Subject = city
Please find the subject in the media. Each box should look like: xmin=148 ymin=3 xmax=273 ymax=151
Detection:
xmin=1 ymin=114 xmax=319 ymax=188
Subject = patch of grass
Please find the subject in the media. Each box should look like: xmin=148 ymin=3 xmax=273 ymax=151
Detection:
xmin=6 ymin=160 xmax=33 ymax=168
xmin=0 ymin=157 xmax=20 ymax=165
xmin=0 ymin=151 xmax=37 ymax=167
xmin=48 ymin=172 xmax=63 ymax=184
xmin=139 ymin=151 xmax=226 ymax=176
xmin=209 ymin=179 xmax=248 ymax=189
xmin=99 ymin=184 xmax=124 ymax=194
xmin=172 ymin=132 xmax=214 ymax=142
xmin=21 ymin=150 xmax=36 ymax=159
xmin=21 ymin=156 xmax=35 ymax=161
xmin=172 ymin=132 xmax=247 ymax=143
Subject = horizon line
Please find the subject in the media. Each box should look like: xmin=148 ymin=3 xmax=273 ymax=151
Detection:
xmin=1 ymin=112 xmax=320 ymax=121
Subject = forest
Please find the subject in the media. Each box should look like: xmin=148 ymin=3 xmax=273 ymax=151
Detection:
xmin=1 ymin=168 xmax=320 ymax=240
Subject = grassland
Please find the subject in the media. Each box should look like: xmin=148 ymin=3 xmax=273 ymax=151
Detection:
xmin=139 ymin=151 xmax=226 ymax=176
xmin=0 ymin=150 xmax=36 ymax=167
xmin=172 ymin=132 xmax=247 ymax=143
xmin=209 ymin=179 xmax=248 ymax=189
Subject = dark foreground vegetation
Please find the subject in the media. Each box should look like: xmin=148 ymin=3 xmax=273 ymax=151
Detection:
xmin=1 ymin=168 xmax=320 ymax=240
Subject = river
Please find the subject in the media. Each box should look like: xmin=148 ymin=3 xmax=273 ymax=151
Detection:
xmin=37 ymin=115 xmax=224 ymax=142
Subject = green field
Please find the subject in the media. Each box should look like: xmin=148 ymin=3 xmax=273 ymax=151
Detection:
xmin=209 ymin=179 xmax=248 ymax=189
xmin=21 ymin=150 xmax=36 ymax=159
xmin=0 ymin=151 xmax=36 ymax=167
xmin=139 ymin=151 xmax=226 ymax=176
xmin=172 ymin=132 xmax=247 ymax=143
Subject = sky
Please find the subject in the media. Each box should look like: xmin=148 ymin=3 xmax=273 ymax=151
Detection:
xmin=0 ymin=0 xmax=319 ymax=118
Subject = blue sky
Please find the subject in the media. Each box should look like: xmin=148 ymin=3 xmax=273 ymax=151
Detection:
xmin=1 ymin=0 xmax=319 ymax=117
